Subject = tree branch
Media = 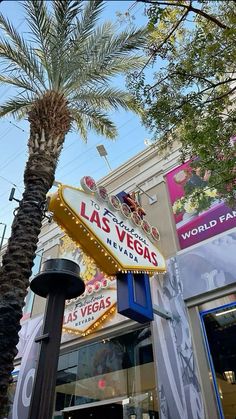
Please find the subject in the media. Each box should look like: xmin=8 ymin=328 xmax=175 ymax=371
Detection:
xmin=147 ymin=71 xmax=217 ymax=91
xmin=153 ymin=7 xmax=189 ymax=50
xmin=198 ymin=78 xmax=236 ymax=95
xmin=145 ymin=79 xmax=236 ymax=122
xmin=137 ymin=7 xmax=189 ymax=77
xmin=136 ymin=0 xmax=229 ymax=29
xmin=189 ymin=4 xmax=228 ymax=29
xmin=168 ymin=79 xmax=236 ymax=111
xmin=204 ymin=85 xmax=236 ymax=104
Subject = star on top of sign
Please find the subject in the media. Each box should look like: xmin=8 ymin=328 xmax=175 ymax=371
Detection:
xmin=123 ymin=192 xmax=146 ymax=219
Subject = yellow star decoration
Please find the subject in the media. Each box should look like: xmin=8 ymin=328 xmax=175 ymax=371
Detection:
xmin=59 ymin=235 xmax=78 ymax=254
xmin=60 ymin=235 xmax=98 ymax=283
xmin=81 ymin=253 xmax=97 ymax=282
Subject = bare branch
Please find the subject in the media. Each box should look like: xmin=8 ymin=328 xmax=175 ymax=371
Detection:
xmin=145 ymin=78 xmax=236 ymax=120
xmin=136 ymin=0 xmax=229 ymax=29
xmin=137 ymin=7 xmax=189 ymax=76
xmin=204 ymin=85 xmax=236 ymax=104
xmin=198 ymin=78 xmax=236 ymax=95
xmin=147 ymin=71 xmax=217 ymax=91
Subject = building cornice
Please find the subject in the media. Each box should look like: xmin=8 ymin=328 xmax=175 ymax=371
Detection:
xmin=98 ymin=144 xmax=181 ymax=194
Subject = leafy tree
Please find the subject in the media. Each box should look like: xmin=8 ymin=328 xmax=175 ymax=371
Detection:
xmin=0 ymin=0 xmax=147 ymax=414
xmin=128 ymin=0 xmax=236 ymax=209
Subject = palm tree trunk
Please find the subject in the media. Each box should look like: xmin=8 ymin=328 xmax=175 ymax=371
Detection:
xmin=0 ymin=91 xmax=71 ymax=416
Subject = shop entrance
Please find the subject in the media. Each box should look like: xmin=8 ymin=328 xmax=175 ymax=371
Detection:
xmin=201 ymin=301 xmax=236 ymax=419
xmin=63 ymin=402 xmax=123 ymax=419
xmin=55 ymin=327 xmax=159 ymax=418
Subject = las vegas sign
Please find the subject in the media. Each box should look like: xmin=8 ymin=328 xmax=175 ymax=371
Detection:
xmin=49 ymin=177 xmax=166 ymax=275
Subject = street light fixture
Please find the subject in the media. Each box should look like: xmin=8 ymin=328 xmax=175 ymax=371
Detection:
xmin=96 ymin=145 xmax=112 ymax=171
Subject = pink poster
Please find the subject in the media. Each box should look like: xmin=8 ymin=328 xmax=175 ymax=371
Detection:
xmin=166 ymin=161 xmax=236 ymax=249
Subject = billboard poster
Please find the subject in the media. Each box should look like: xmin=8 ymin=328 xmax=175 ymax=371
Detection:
xmin=166 ymin=161 xmax=236 ymax=249
xmin=9 ymin=316 xmax=43 ymax=419
xmin=177 ymin=229 xmax=236 ymax=300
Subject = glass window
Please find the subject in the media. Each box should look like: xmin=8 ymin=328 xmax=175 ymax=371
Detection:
xmin=54 ymin=327 xmax=159 ymax=418
xmin=201 ymin=300 xmax=236 ymax=419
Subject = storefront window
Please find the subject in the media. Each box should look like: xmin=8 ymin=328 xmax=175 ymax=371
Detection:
xmin=54 ymin=327 xmax=159 ymax=418
xmin=200 ymin=297 xmax=236 ymax=419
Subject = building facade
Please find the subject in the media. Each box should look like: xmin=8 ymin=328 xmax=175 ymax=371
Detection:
xmin=6 ymin=145 xmax=236 ymax=419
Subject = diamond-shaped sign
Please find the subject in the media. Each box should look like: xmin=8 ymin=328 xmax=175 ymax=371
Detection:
xmin=63 ymin=280 xmax=117 ymax=335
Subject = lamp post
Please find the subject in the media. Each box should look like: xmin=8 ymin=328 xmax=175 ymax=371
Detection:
xmin=0 ymin=222 xmax=6 ymax=251
xmin=96 ymin=144 xmax=112 ymax=171
xmin=28 ymin=258 xmax=85 ymax=419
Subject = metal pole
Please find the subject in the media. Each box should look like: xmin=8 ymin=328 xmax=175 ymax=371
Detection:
xmin=152 ymin=304 xmax=180 ymax=321
xmin=104 ymin=155 xmax=112 ymax=171
xmin=152 ymin=304 xmax=173 ymax=320
xmin=135 ymin=185 xmax=155 ymax=201
xmin=28 ymin=291 xmax=65 ymax=419
xmin=28 ymin=259 xmax=85 ymax=419
xmin=0 ymin=223 xmax=6 ymax=251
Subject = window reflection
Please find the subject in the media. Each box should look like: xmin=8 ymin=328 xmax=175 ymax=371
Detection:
xmin=55 ymin=327 xmax=159 ymax=418
xmin=202 ymin=303 xmax=236 ymax=419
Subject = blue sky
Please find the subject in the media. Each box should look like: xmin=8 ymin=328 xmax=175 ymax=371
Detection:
xmin=0 ymin=0 xmax=151 ymax=243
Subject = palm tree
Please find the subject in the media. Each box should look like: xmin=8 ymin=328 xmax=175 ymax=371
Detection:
xmin=0 ymin=0 xmax=147 ymax=414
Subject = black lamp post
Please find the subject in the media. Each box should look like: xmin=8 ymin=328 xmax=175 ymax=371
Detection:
xmin=28 ymin=258 xmax=85 ymax=419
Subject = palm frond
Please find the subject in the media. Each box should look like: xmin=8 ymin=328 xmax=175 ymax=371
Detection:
xmin=92 ymin=56 xmax=148 ymax=80
xmin=71 ymin=105 xmax=117 ymax=140
xmin=0 ymin=40 xmax=44 ymax=92
xmin=61 ymin=21 xmax=112 ymax=87
xmin=0 ymin=75 xmax=39 ymax=94
xmin=53 ymin=0 xmax=82 ymax=34
xmin=23 ymin=1 xmax=51 ymax=40
xmin=22 ymin=0 xmax=54 ymax=87
xmin=70 ymin=87 xmax=143 ymax=113
xmin=72 ymin=0 xmax=104 ymax=44
xmin=0 ymin=13 xmax=46 ymax=90
xmin=0 ymin=96 xmax=33 ymax=118
xmin=87 ymin=26 xmax=148 ymax=76
xmin=64 ymin=56 xmax=147 ymax=95
xmin=50 ymin=0 xmax=82 ymax=89
xmin=63 ymin=24 xmax=147 ymax=89
xmin=113 ymin=27 xmax=148 ymax=53
xmin=84 ymin=25 xmax=147 ymax=62
xmin=63 ymin=1 xmax=104 ymax=86
xmin=0 ymin=1 xmax=146 ymax=142
xmin=70 ymin=108 xmax=88 ymax=141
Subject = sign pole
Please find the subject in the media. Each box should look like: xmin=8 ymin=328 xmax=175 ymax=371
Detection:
xmin=28 ymin=259 xmax=85 ymax=419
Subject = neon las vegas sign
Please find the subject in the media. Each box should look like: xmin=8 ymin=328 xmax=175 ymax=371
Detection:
xmin=49 ymin=177 xmax=166 ymax=275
